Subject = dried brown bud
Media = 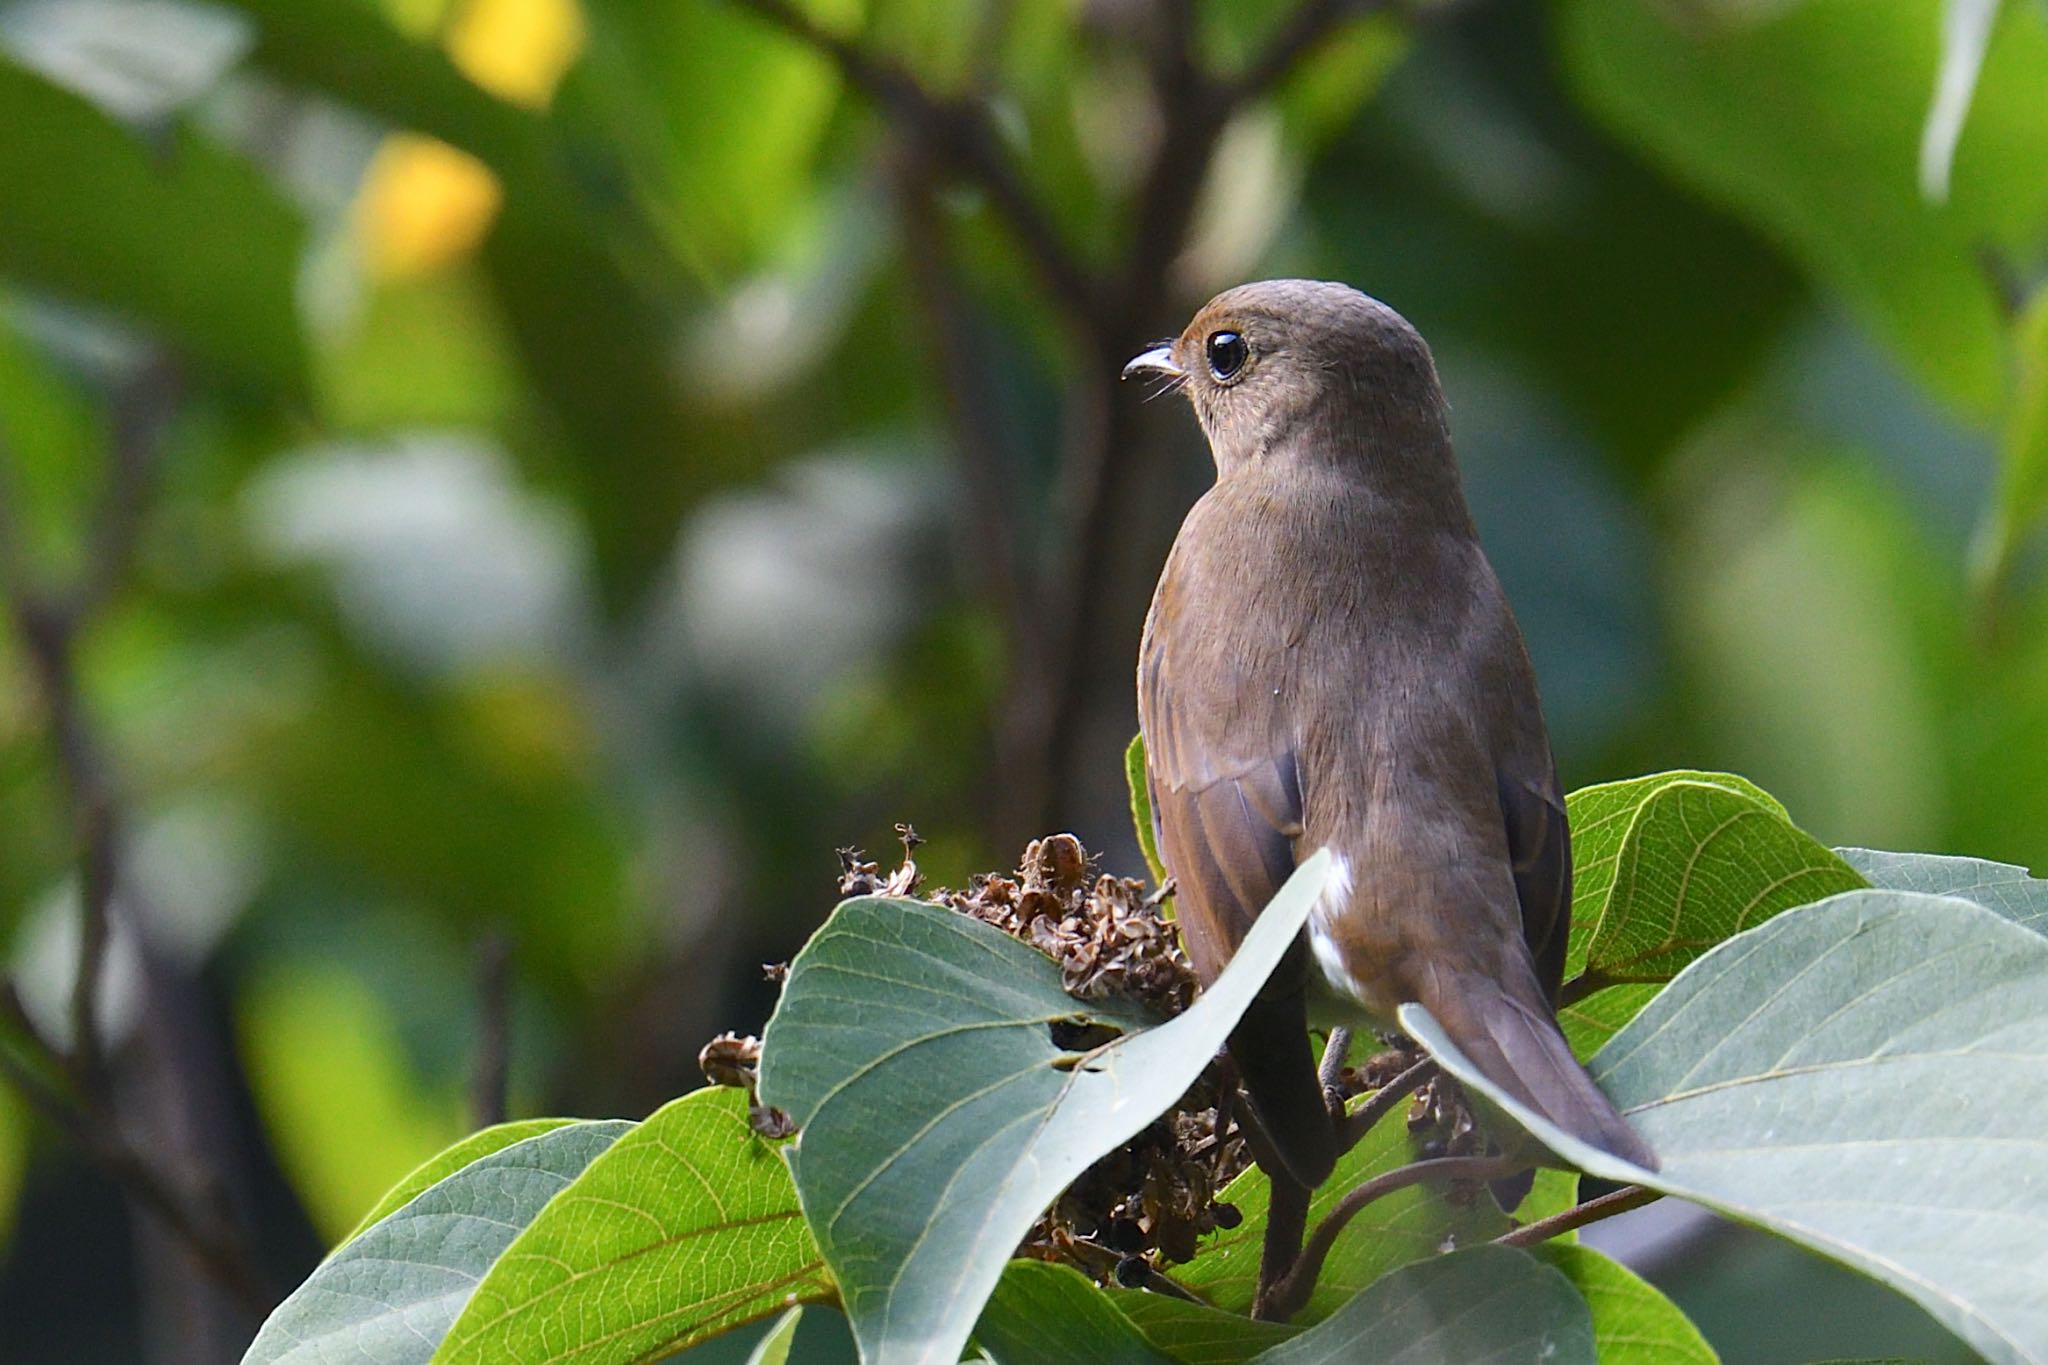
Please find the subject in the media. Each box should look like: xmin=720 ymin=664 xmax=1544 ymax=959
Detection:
xmin=699 ymin=1032 xmax=762 ymax=1090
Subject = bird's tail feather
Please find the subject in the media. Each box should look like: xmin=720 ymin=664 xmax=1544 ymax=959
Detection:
xmin=1424 ymin=973 xmax=1658 ymax=1172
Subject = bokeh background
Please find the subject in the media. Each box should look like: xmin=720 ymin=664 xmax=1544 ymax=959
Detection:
xmin=0 ymin=0 xmax=2042 ymax=1358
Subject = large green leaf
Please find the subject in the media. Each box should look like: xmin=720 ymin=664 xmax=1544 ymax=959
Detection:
xmin=1173 ymin=1083 xmax=1573 ymax=1322
xmin=242 ymin=1120 xmax=633 ymax=1365
xmin=1533 ymin=1244 xmax=1717 ymax=1365
xmin=1561 ymin=771 xmax=1866 ymax=1054
xmin=1407 ymin=888 xmax=2048 ymax=1365
xmin=973 ymin=1262 xmax=1175 ymax=1365
xmin=1560 ymin=0 xmax=2048 ymax=416
xmin=0 ymin=56 xmax=307 ymax=390
xmin=338 ymin=1117 xmax=578 ymax=1248
xmin=434 ymin=1087 xmax=832 ymax=1363
xmin=756 ymin=852 xmax=1336 ymax=1365
xmin=1242 ymin=1245 xmax=1595 ymax=1365
xmin=1110 ymin=1290 xmax=1301 ymax=1365
xmin=1840 ymin=846 xmax=2048 ymax=935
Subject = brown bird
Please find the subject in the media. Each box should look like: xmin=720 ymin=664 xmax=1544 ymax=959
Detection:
xmin=1127 ymin=279 xmax=1656 ymax=1200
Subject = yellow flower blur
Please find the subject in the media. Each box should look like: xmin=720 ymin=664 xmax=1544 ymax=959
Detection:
xmin=354 ymin=0 xmax=585 ymax=281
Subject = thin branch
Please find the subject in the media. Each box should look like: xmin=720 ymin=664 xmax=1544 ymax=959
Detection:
xmin=1258 ymin=1154 xmax=1517 ymax=1321
xmin=1227 ymin=0 xmax=1400 ymax=105
xmin=1317 ymin=1027 xmax=1353 ymax=1099
xmin=0 ymin=359 xmax=277 ymax=1316
xmin=1494 ymin=1183 xmax=1662 ymax=1249
xmin=1338 ymin=1056 xmax=1434 ymax=1152
xmin=0 ymin=992 xmax=277 ymax=1313
xmin=471 ymin=932 xmax=513 ymax=1130
xmin=726 ymin=0 xmax=1097 ymax=319
xmin=75 ymin=355 xmax=180 ymax=621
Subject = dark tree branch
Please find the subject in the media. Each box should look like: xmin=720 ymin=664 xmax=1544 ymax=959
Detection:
xmin=1227 ymin=0 xmax=1400 ymax=106
xmin=726 ymin=0 xmax=1098 ymax=319
xmin=1494 ymin=1183 xmax=1662 ymax=1248
xmin=471 ymin=933 xmax=513 ymax=1130
xmin=0 ymin=360 xmax=278 ymax=1317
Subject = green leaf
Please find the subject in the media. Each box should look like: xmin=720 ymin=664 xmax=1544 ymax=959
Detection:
xmin=1839 ymin=845 xmax=2048 ymax=936
xmin=744 ymin=1307 xmax=805 ymax=1365
xmin=243 ymin=1120 xmax=633 ymax=1365
xmin=1562 ymin=771 xmax=1866 ymax=1055
xmin=1407 ymin=888 xmax=2048 ymax=1365
xmin=1974 ymin=286 xmax=2048 ymax=592
xmin=1559 ymin=0 xmax=2048 ymax=415
xmin=0 ymin=57 xmax=307 ymax=390
xmin=973 ymin=1262 xmax=1174 ymax=1365
xmin=757 ymin=852 xmax=1337 ymax=1365
xmin=1110 ymin=1290 xmax=1302 ymax=1365
xmin=1243 ymin=1245 xmax=1596 ymax=1365
xmin=1174 ymin=1084 xmax=1526 ymax=1323
xmin=338 ymin=1118 xmax=579 ymax=1249
xmin=434 ymin=1087 xmax=832 ymax=1363
xmin=1532 ymin=1244 xmax=1717 ymax=1365
xmin=1125 ymin=734 xmax=1167 ymax=888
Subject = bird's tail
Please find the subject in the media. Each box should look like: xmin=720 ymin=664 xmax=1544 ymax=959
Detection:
xmin=1420 ymin=970 xmax=1658 ymax=1172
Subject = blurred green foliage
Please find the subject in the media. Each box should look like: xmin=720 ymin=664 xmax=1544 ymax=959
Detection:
xmin=0 ymin=0 xmax=2045 ymax=1358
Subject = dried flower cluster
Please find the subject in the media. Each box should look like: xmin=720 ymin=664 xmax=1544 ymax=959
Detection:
xmin=696 ymin=1031 xmax=795 ymax=1139
xmin=936 ymin=832 xmax=1198 ymax=1015
xmin=846 ymin=830 xmax=1245 ymax=1279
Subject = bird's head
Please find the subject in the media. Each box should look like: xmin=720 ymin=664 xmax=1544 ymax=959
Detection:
xmin=1124 ymin=279 xmax=1449 ymax=478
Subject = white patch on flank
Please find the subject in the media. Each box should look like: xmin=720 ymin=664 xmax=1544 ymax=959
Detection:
xmin=1307 ymin=851 xmax=1362 ymax=1003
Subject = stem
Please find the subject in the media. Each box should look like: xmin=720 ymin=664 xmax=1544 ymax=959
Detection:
xmin=1494 ymin=1184 xmax=1662 ymax=1249
xmin=726 ymin=0 xmax=1097 ymax=319
xmin=1337 ymin=1057 xmax=1433 ymax=1152
xmin=471 ymin=933 xmax=513 ymax=1130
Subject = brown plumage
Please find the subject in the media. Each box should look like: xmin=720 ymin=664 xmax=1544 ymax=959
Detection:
xmin=1128 ymin=279 xmax=1656 ymax=1189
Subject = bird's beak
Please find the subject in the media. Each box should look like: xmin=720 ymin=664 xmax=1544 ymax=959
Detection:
xmin=1122 ymin=342 xmax=1184 ymax=381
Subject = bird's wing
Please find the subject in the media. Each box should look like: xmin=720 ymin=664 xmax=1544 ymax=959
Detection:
xmin=1499 ymin=769 xmax=1571 ymax=1005
xmin=1140 ymin=608 xmax=1336 ymax=1188
xmin=1138 ymin=640 xmax=1304 ymax=985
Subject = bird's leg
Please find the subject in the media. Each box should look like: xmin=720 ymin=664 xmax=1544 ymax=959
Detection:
xmin=1317 ymin=1028 xmax=1352 ymax=1115
xmin=1262 ymin=1153 xmax=1519 ymax=1322
xmin=1231 ymin=1095 xmax=1312 ymax=1321
xmin=1252 ymin=1171 xmax=1310 ymax=1321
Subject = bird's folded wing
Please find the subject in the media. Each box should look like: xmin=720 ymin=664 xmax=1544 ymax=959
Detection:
xmin=1140 ymin=652 xmax=1305 ymax=985
xmin=1497 ymin=764 xmax=1571 ymax=1004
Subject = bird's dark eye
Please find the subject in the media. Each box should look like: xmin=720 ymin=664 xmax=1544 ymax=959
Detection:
xmin=1206 ymin=330 xmax=1248 ymax=381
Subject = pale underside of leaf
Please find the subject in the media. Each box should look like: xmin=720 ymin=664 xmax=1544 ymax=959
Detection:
xmin=244 ymin=1120 xmax=633 ymax=1365
xmin=758 ymin=852 xmax=1335 ymax=1365
xmin=1408 ymin=889 xmax=2048 ymax=1365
